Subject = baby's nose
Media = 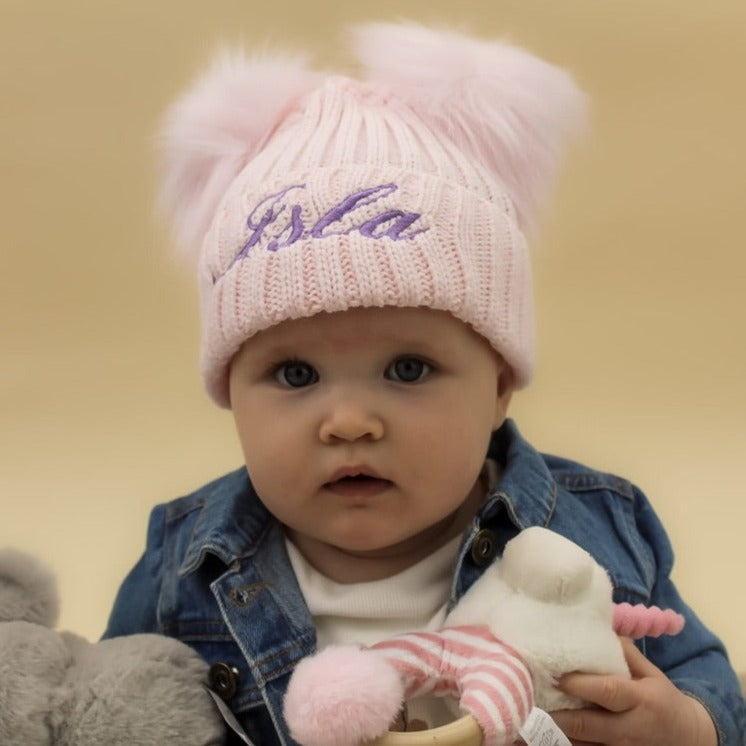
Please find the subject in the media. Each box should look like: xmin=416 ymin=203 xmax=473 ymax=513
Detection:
xmin=318 ymin=400 xmax=384 ymax=443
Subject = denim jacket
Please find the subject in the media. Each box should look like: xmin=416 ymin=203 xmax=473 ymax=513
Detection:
xmin=104 ymin=420 xmax=746 ymax=745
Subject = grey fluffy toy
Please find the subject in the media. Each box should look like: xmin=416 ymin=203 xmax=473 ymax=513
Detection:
xmin=0 ymin=548 xmax=227 ymax=745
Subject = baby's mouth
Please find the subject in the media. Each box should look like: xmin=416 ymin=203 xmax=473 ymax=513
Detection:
xmin=324 ymin=474 xmax=393 ymax=497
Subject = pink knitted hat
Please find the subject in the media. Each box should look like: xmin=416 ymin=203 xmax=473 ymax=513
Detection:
xmin=159 ymin=23 xmax=585 ymax=407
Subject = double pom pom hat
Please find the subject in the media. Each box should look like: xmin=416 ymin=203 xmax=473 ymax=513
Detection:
xmin=158 ymin=23 xmax=586 ymax=406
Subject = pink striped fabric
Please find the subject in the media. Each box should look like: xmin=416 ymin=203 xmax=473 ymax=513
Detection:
xmin=370 ymin=625 xmax=534 ymax=745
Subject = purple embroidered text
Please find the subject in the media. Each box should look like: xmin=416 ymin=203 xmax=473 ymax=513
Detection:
xmin=221 ymin=183 xmax=428 ymax=278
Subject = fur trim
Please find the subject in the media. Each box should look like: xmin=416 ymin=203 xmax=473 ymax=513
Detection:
xmin=350 ymin=22 xmax=587 ymax=233
xmin=158 ymin=49 xmax=322 ymax=259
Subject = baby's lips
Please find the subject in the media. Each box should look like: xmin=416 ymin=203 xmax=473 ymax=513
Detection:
xmin=325 ymin=464 xmax=386 ymax=483
xmin=323 ymin=474 xmax=394 ymax=497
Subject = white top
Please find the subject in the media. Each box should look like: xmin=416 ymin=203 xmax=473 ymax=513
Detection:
xmin=286 ymin=534 xmax=462 ymax=727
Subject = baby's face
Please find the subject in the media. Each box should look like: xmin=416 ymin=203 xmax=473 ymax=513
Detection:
xmin=228 ymin=306 xmax=512 ymax=579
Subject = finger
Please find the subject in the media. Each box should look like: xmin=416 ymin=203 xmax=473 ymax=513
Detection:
xmin=551 ymin=707 xmax=618 ymax=744
xmin=619 ymin=636 xmax=664 ymax=679
xmin=558 ymin=671 xmax=636 ymax=713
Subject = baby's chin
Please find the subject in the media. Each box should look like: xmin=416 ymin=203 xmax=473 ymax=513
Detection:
xmin=288 ymin=522 xmax=451 ymax=581
xmin=317 ymin=529 xmax=420 ymax=558
xmin=335 ymin=524 xmax=459 ymax=564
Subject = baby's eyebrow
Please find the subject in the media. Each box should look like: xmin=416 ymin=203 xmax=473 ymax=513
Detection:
xmin=249 ymin=328 xmax=444 ymax=361
xmin=243 ymin=342 xmax=306 ymax=367
xmin=381 ymin=335 xmax=442 ymax=353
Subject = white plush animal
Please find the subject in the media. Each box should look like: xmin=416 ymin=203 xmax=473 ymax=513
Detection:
xmin=284 ymin=526 xmax=684 ymax=746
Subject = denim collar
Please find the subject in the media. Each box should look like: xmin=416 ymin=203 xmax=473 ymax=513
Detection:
xmin=179 ymin=418 xmax=556 ymax=576
xmin=178 ymin=468 xmax=268 ymax=576
xmin=480 ymin=418 xmax=557 ymax=529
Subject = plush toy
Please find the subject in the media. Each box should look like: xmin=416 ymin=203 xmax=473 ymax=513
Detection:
xmin=284 ymin=526 xmax=685 ymax=746
xmin=0 ymin=548 xmax=229 ymax=745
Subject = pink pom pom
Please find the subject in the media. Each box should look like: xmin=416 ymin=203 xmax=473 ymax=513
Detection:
xmin=158 ymin=49 xmax=321 ymax=259
xmin=613 ymin=603 xmax=685 ymax=638
xmin=351 ymin=22 xmax=587 ymax=234
xmin=283 ymin=646 xmax=404 ymax=746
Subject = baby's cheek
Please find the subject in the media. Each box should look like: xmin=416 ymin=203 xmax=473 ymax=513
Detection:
xmin=249 ymin=463 xmax=310 ymax=515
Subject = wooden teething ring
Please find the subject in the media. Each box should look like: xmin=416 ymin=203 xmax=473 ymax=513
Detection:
xmin=366 ymin=714 xmax=482 ymax=745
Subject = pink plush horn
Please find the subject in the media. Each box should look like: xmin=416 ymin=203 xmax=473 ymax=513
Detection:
xmin=613 ymin=603 xmax=685 ymax=638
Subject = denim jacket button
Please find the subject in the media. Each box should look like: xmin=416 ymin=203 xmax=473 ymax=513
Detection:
xmin=209 ymin=662 xmax=239 ymax=701
xmin=471 ymin=529 xmax=497 ymax=567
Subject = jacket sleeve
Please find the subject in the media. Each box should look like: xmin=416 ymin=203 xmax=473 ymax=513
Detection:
xmin=633 ymin=489 xmax=746 ymax=745
xmin=102 ymin=503 xmax=167 ymax=638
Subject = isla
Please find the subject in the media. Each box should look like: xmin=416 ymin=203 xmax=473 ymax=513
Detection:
xmin=223 ymin=182 xmax=429 ymax=276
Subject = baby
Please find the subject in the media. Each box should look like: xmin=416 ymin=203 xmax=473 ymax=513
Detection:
xmin=104 ymin=22 xmax=745 ymax=745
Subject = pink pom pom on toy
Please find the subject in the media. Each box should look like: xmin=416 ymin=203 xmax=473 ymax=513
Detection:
xmin=283 ymin=645 xmax=404 ymax=746
xmin=613 ymin=603 xmax=685 ymax=638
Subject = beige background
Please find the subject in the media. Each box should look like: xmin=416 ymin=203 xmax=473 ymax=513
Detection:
xmin=1 ymin=1 xmax=744 ymax=674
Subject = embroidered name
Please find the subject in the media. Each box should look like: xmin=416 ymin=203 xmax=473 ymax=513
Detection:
xmin=223 ymin=183 xmax=428 ymax=275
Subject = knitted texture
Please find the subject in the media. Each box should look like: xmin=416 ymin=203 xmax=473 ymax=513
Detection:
xmin=159 ymin=24 xmax=585 ymax=406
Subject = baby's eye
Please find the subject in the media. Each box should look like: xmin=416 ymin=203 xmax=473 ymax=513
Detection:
xmin=274 ymin=361 xmax=319 ymax=388
xmin=385 ymin=357 xmax=432 ymax=383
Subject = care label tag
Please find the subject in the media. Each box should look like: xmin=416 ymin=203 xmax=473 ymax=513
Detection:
xmin=205 ymin=687 xmax=256 ymax=745
xmin=518 ymin=706 xmax=572 ymax=746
